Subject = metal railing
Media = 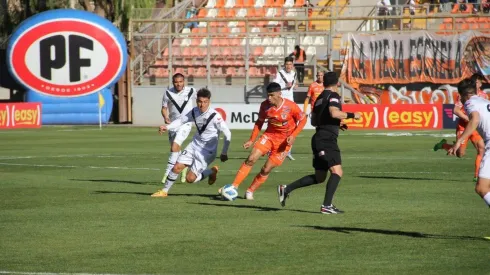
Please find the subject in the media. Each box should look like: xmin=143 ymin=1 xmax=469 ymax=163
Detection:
xmin=130 ymin=10 xmax=490 ymax=92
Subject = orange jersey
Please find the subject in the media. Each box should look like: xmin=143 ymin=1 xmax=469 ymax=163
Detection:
xmin=307 ymin=82 xmax=324 ymax=107
xmin=456 ymin=90 xmax=487 ymax=129
xmin=258 ymin=99 xmax=305 ymax=136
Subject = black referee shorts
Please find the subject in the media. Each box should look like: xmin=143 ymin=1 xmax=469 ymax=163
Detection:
xmin=311 ymin=135 xmax=341 ymax=171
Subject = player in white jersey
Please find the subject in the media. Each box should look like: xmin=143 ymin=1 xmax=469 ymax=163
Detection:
xmin=449 ymin=79 xmax=490 ymax=208
xmin=152 ymin=88 xmax=232 ymax=198
xmin=161 ymin=73 xmax=197 ymax=184
xmin=273 ymin=56 xmax=298 ymax=160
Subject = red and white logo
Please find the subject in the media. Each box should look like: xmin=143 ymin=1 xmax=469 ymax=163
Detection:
xmin=9 ymin=19 xmax=124 ymax=97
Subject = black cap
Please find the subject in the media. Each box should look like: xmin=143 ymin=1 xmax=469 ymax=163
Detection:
xmin=266 ymin=82 xmax=282 ymax=93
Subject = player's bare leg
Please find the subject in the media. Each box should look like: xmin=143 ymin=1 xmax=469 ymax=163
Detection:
xmin=231 ymin=148 xmax=263 ymax=189
xmin=471 ymin=139 xmax=485 ymax=182
xmin=245 ymin=159 xmax=279 ymax=200
xmin=475 ymin=177 xmax=490 ymax=207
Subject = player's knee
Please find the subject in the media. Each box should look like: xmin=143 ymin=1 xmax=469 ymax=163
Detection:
xmin=315 ymin=171 xmax=327 ymax=183
xmin=456 ymin=151 xmax=465 ymax=158
xmin=172 ymin=163 xmax=186 ymax=174
xmin=171 ymin=143 xmax=181 ymax=152
xmin=186 ymin=173 xmax=197 ymax=183
xmin=245 ymin=157 xmax=257 ymax=166
xmin=330 ymin=166 xmax=343 ymax=177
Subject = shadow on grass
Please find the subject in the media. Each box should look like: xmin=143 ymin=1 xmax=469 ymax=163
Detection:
xmin=93 ymin=190 xmax=218 ymax=199
xmin=299 ymin=226 xmax=487 ymax=241
xmin=72 ymin=178 xmax=160 ymax=185
xmin=357 ymin=175 xmax=460 ymax=182
xmin=191 ymin=202 xmax=318 ymax=214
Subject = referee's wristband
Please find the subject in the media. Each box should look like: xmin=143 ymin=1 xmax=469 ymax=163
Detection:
xmin=346 ymin=112 xmax=355 ymax=119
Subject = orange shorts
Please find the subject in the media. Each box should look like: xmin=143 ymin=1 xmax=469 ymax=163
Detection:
xmin=456 ymin=129 xmax=482 ymax=149
xmin=254 ymin=134 xmax=291 ymax=166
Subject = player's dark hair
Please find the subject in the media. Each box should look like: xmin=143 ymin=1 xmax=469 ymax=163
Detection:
xmin=323 ymin=72 xmax=338 ymax=87
xmin=458 ymin=78 xmax=477 ymax=97
xmin=284 ymin=56 xmax=294 ymax=64
xmin=172 ymin=73 xmax=185 ymax=81
xmin=266 ymin=82 xmax=282 ymax=93
xmin=471 ymin=73 xmax=484 ymax=82
xmin=197 ymin=88 xmax=211 ymax=99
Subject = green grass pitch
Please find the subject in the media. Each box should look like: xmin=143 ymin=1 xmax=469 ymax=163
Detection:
xmin=0 ymin=127 xmax=488 ymax=274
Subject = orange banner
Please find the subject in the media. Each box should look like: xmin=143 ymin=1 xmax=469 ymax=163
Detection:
xmin=343 ymin=104 xmax=442 ymax=129
xmin=341 ymin=31 xmax=490 ymax=85
xmin=0 ymin=103 xmax=42 ymax=129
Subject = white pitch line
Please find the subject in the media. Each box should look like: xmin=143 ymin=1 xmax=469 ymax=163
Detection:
xmin=359 ymin=171 xmax=452 ymax=174
xmin=0 ymin=163 xmax=159 ymax=171
xmin=0 ymin=162 xmax=455 ymax=175
xmin=0 ymin=271 xmax=153 ymax=275
xmin=0 ymin=154 xmax=456 ymax=161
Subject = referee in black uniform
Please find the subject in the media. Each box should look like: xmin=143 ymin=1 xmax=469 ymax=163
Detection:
xmin=277 ymin=72 xmax=360 ymax=214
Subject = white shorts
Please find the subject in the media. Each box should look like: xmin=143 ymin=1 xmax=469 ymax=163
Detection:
xmin=177 ymin=143 xmax=216 ymax=176
xmin=479 ymin=147 xmax=490 ymax=179
xmin=168 ymin=123 xmax=192 ymax=146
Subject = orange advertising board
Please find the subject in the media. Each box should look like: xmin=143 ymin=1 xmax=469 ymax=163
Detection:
xmin=343 ymin=104 xmax=441 ymax=130
xmin=0 ymin=103 xmax=42 ymax=129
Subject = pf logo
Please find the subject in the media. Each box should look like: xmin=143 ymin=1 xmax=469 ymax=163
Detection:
xmin=7 ymin=9 xmax=127 ymax=97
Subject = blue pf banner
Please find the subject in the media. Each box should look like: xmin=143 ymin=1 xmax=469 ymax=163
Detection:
xmin=442 ymin=104 xmax=457 ymax=129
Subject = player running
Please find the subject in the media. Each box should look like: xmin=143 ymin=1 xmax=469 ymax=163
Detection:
xmin=274 ymin=56 xmax=299 ymax=160
xmin=161 ymin=73 xmax=197 ymax=184
xmin=221 ymin=82 xmax=306 ymax=200
xmin=434 ymin=75 xmax=486 ymax=181
xmin=304 ymin=71 xmax=325 ymax=114
xmin=152 ymin=88 xmax=231 ymax=198
xmin=448 ymin=78 xmax=490 ymax=208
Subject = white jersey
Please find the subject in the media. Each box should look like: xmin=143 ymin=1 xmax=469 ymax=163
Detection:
xmin=273 ymin=69 xmax=297 ymax=101
xmin=464 ymin=95 xmax=490 ymax=145
xmin=166 ymin=107 xmax=231 ymax=155
xmin=162 ymin=86 xmax=197 ymax=122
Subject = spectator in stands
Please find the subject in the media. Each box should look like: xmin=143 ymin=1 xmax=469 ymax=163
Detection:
xmin=185 ymin=4 xmax=198 ymax=30
xmin=289 ymin=45 xmax=307 ymax=85
xmin=303 ymin=0 xmax=315 ymax=30
xmin=452 ymin=0 xmax=472 ymax=13
xmin=483 ymin=0 xmax=490 ymax=13
xmin=405 ymin=0 xmax=417 ymax=28
xmin=186 ymin=4 xmax=197 ymax=19
xmin=439 ymin=0 xmax=450 ymax=12
xmin=376 ymin=0 xmax=391 ymax=30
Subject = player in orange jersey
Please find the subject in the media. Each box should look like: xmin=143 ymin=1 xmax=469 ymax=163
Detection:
xmin=222 ymin=82 xmax=307 ymax=200
xmin=434 ymin=76 xmax=486 ymax=181
xmin=304 ymin=71 xmax=324 ymax=114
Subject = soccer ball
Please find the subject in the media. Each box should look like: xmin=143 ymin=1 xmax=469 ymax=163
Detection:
xmin=221 ymin=184 xmax=238 ymax=201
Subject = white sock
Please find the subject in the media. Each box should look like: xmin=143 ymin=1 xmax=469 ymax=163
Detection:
xmin=483 ymin=192 xmax=490 ymax=206
xmin=191 ymin=169 xmax=213 ymax=183
xmin=164 ymin=151 xmax=180 ymax=177
xmin=163 ymin=171 xmax=179 ymax=192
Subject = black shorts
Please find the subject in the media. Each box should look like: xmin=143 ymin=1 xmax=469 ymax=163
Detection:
xmin=311 ymin=134 xmax=341 ymax=171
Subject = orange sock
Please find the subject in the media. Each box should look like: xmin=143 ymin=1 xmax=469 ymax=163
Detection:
xmin=475 ymin=153 xmax=483 ymax=177
xmin=232 ymin=163 xmax=252 ymax=188
xmin=247 ymin=173 xmax=269 ymax=192
xmin=442 ymin=143 xmax=452 ymax=151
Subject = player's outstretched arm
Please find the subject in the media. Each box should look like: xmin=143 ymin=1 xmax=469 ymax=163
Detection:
xmin=161 ymin=107 xmax=171 ymax=124
xmin=449 ymin=111 xmax=480 ymax=155
xmin=328 ymin=106 xmax=361 ymax=120
xmin=217 ymin=119 xmax=232 ymax=162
